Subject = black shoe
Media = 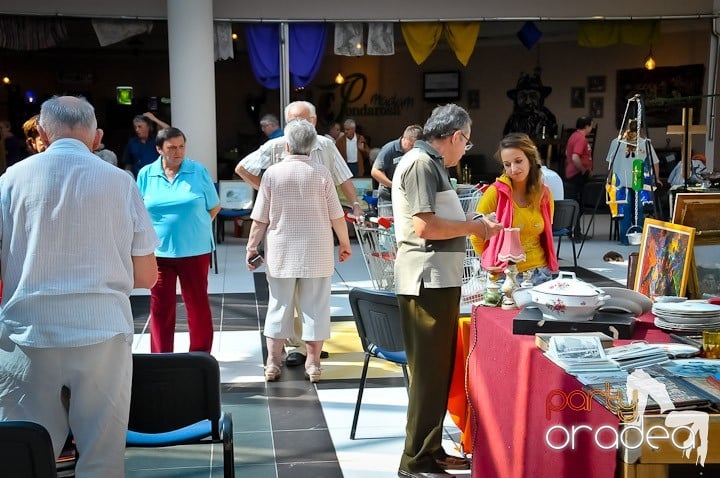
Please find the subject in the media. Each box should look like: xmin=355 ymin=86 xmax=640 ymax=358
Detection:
xmin=398 ymin=470 xmax=452 ymax=478
xmin=320 ymin=350 xmax=329 ymax=359
xmin=285 ymin=352 xmax=306 ymax=367
xmin=434 ymin=454 xmax=470 ymax=470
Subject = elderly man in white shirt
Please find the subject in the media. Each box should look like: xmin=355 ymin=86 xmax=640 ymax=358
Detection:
xmin=235 ymin=101 xmax=362 ymax=367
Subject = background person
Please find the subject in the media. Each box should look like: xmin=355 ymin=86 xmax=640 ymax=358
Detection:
xmin=324 ymin=121 xmax=342 ymax=142
xmin=1 ymin=119 xmax=28 ymax=168
xmin=335 ymin=118 xmax=370 ymax=176
xmin=472 ymin=133 xmax=558 ymax=284
xmin=136 ymin=127 xmax=221 ymax=353
xmin=392 ymin=104 xmax=502 ymax=477
xmin=245 ymin=118 xmax=351 ymax=383
xmin=564 ymin=116 xmax=593 ymax=237
xmin=259 ymin=113 xmax=283 ymax=140
xmin=0 ymin=95 xmax=158 ymax=477
xmin=541 ymin=164 xmax=564 ymax=200
xmin=371 ymin=124 xmax=423 ymax=206
xmin=122 ymin=111 xmax=169 ymax=176
xmin=22 ymin=114 xmax=45 ymax=154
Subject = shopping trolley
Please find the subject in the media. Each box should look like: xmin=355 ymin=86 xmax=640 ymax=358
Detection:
xmin=350 ymin=214 xmax=397 ymax=292
xmin=458 ymin=186 xmax=486 ymax=304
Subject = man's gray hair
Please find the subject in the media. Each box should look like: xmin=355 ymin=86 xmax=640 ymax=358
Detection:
xmin=343 ymin=118 xmax=356 ymax=129
xmin=39 ymin=96 xmax=97 ymax=140
xmin=423 ymin=104 xmax=471 ymax=141
xmin=284 ymin=119 xmax=316 ymax=155
xmin=260 ymin=114 xmax=279 ymax=126
xmin=284 ymin=101 xmax=316 ymax=121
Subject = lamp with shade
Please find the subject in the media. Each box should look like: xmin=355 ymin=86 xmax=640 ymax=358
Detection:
xmin=497 ymin=227 xmax=526 ymax=309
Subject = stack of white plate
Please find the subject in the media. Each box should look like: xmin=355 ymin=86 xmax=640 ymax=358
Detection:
xmin=652 ymin=301 xmax=720 ymax=331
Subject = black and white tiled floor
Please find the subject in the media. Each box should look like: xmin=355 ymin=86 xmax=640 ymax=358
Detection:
xmin=125 ymin=215 xmax=634 ymax=477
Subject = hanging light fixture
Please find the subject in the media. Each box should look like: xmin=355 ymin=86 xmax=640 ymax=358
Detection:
xmin=644 ymin=46 xmax=656 ymax=70
xmin=334 ymin=72 xmax=345 ymax=84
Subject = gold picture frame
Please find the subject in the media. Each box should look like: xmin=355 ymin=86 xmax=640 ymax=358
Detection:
xmin=671 ymin=193 xmax=720 ymax=298
xmin=633 ymin=218 xmax=696 ymax=299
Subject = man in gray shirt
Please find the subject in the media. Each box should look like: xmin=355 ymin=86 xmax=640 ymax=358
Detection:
xmin=392 ymin=104 xmax=501 ymax=477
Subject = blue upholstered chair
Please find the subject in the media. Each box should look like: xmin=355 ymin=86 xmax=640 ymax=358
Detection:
xmin=126 ymin=352 xmax=235 ymax=477
xmin=348 ymin=287 xmax=409 ymax=440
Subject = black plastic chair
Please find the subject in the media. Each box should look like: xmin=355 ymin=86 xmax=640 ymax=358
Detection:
xmin=0 ymin=421 xmax=58 ymax=478
xmin=552 ymin=199 xmax=580 ymax=270
xmin=348 ymin=287 xmax=409 ymax=440
xmin=126 ymin=352 xmax=235 ymax=477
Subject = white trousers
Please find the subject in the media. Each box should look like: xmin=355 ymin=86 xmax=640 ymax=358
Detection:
xmin=0 ymin=334 xmax=132 ymax=478
xmin=265 ymin=275 xmax=331 ymax=341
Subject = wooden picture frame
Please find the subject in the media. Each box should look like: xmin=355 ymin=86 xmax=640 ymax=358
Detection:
xmin=218 ymin=180 xmax=255 ymax=210
xmin=570 ymin=87 xmax=585 ymax=108
xmin=587 ymin=75 xmax=606 ymax=93
xmin=671 ymin=193 xmax=720 ymax=298
xmin=633 ymin=218 xmax=696 ymax=299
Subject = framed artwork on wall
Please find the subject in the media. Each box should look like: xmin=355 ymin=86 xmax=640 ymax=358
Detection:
xmin=633 ymin=218 xmax=695 ymax=299
xmin=423 ymin=71 xmax=461 ymax=101
xmin=571 ymin=87 xmax=585 ymax=108
xmin=589 ymin=97 xmax=604 ymax=118
xmin=587 ymin=75 xmax=606 ymax=93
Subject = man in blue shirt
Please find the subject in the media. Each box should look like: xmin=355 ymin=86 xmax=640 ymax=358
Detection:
xmin=371 ymin=124 xmax=423 ymax=203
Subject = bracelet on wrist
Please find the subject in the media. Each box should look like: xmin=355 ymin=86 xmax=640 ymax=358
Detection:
xmin=353 ymin=201 xmax=361 ymax=206
xmin=247 ymin=247 xmax=258 ymax=253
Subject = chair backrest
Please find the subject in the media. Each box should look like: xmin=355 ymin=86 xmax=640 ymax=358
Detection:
xmin=552 ymin=199 xmax=579 ymax=234
xmin=581 ymin=179 xmax=608 ymax=211
xmin=349 ymin=287 xmax=405 ymax=356
xmin=0 ymin=421 xmax=58 ymax=478
xmin=129 ymin=352 xmax=222 ymax=439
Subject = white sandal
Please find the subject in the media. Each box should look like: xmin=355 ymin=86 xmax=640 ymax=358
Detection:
xmin=304 ymin=364 xmax=321 ymax=383
xmin=264 ymin=364 xmax=281 ymax=382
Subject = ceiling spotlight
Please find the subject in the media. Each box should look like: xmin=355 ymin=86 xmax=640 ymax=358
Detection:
xmin=335 ymin=73 xmax=345 ymax=85
xmin=2 ymin=76 xmax=10 ymax=85
xmin=231 ymin=32 xmax=238 ymax=41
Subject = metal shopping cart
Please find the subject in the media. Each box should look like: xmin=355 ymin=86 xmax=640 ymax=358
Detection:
xmin=458 ymin=186 xmax=486 ymax=304
xmin=351 ymin=215 xmax=397 ymax=292
xmin=349 ymin=184 xmax=486 ymax=300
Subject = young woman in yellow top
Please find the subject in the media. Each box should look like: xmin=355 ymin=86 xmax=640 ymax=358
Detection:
xmin=471 ymin=133 xmax=558 ymax=283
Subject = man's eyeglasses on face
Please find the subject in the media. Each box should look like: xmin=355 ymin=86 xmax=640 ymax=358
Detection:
xmin=459 ymin=132 xmax=473 ymax=152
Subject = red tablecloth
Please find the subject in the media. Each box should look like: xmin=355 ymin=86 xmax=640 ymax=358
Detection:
xmin=466 ymin=307 xmax=670 ymax=478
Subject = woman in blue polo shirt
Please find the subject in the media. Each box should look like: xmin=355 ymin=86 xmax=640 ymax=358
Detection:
xmin=136 ymin=127 xmax=221 ymax=353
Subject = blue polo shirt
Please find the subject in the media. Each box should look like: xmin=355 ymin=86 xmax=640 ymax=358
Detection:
xmin=123 ymin=136 xmax=159 ymax=175
xmin=137 ymin=158 xmax=220 ymax=258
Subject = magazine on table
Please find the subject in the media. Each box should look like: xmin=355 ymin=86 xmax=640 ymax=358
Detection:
xmin=544 ymin=335 xmax=620 ymax=374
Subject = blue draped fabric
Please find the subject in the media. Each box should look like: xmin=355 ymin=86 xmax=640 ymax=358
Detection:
xmin=245 ymin=24 xmax=280 ymax=89
xmin=245 ymin=23 xmax=327 ymax=90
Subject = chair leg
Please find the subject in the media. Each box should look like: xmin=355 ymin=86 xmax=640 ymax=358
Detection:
xmin=213 ymin=248 xmax=219 ymax=274
xmin=570 ymin=233 xmax=578 ymax=270
xmin=350 ymin=354 xmax=371 ymax=440
xmin=401 ymin=364 xmax=410 ymax=394
xmin=220 ymin=412 xmax=235 ymax=478
xmin=556 ymin=236 xmax=562 ymax=260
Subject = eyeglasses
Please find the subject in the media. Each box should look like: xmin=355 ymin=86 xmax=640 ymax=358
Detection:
xmin=459 ymin=131 xmax=473 ymax=152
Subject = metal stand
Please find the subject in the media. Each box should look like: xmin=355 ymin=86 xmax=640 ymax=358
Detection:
xmin=577 ymin=95 xmax=662 ymax=257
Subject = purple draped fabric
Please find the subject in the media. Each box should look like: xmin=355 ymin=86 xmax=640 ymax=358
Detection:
xmin=245 ymin=23 xmax=327 ymax=90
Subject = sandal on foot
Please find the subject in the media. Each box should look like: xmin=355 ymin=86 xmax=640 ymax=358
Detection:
xmin=304 ymin=364 xmax=321 ymax=383
xmin=264 ymin=364 xmax=281 ymax=381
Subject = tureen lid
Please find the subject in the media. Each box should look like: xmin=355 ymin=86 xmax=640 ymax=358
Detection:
xmin=532 ymin=271 xmax=600 ymax=297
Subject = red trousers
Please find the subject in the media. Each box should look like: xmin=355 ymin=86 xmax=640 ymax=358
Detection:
xmin=149 ymin=254 xmax=213 ymax=353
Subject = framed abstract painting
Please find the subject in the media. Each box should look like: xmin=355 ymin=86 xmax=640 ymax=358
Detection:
xmin=633 ymin=218 xmax=695 ymax=299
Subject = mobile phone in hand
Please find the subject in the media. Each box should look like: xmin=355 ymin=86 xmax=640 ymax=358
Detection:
xmin=248 ymin=254 xmax=264 ymax=266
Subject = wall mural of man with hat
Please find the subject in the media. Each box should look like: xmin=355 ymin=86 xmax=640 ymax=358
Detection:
xmin=503 ymin=67 xmax=558 ymax=140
